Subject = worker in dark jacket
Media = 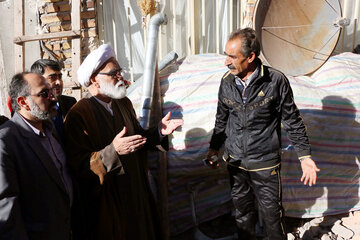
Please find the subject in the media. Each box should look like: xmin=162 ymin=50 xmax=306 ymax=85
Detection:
xmin=205 ymin=28 xmax=320 ymax=240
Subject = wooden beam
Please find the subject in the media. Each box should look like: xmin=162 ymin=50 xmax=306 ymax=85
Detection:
xmin=14 ymin=0 xmax=24 ymax=73
xmin=71 ymin=0 xmax=81 ymax=86
xmin=14 ymin=30 xmax=81 ymax=44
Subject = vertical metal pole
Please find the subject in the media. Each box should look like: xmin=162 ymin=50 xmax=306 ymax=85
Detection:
xmin=172 ymin=0 xmax=176 ymax=53
xmin=230 ymin=0 xmax=234 ymax=33
xmin=201 ymin=0 xmax=206 ymax=53
xmin=112 ymin=0 xmax=118 ymax=56
xmin=187 ymin=0 xmax=191 ymax=55
xmin=341 ymin=0 xmax=350 ymax=52
xmin=216 ymin=0 xmax=220 ymax=54
xmin=237 ymin=0 xmax=241 ymax=29
xmin=189 ymin=0 xmax=196 ymax=55
xmin=127 ymin=0 xmax=134 ymax=83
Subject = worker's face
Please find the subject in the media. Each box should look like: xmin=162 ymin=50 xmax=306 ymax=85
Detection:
xmin=224 ymin=38 xmax=251 ymax=77
xmin=24 ymin=73 xmax=57 ymax=120
xmin=43 ymin=67 xmax=63 ymax=97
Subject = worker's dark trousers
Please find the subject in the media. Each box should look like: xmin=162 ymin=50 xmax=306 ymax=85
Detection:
xmin=227 ymin=164 xmax=286 ymax=240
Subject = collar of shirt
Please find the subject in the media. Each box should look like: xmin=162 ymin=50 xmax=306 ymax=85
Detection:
xmin=19 ymin=113 xmax=45 ymax=136
xmin=235 ymin=64 xmax=260 ymax=88
xmin=93 ymin=96 xmax=113 ymax=116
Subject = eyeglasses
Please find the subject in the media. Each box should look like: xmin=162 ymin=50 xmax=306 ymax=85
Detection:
xmin=97 ymin=68 xmax=124 ymax=79
xmin=29 ymin=88 xmax=55 ymax=99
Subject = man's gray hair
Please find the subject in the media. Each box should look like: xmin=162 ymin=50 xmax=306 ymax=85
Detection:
xmin=8 ymin=72 xmax=31 ymax=112
xmin=228 ymin=28 xmax=260 ymax=58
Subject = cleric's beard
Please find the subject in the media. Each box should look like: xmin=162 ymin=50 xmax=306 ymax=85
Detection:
xmin=99 ymin=80 xmax=127 ymax=99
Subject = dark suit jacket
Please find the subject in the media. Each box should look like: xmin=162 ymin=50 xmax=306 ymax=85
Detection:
xmin=0 ymin=113 xmax=71 ymax=240
xmin=57 ymin=95 xmax=77 ymax=119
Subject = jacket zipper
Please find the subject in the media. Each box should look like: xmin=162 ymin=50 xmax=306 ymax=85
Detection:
xmin=243 ymin=102 xmax=248 ymax=169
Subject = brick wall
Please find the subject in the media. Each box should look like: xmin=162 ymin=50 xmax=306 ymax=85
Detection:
xmin=38 ymin=0 xmax=99 ymax=92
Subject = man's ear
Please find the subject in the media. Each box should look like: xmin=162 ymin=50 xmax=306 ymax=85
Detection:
xmin=17 ymin=96 xmax=30 ymax=111
xmin=90 ymin=75 xmax=100 ymax=88
xmin=248 ymin=52 xmax=256 ymax=63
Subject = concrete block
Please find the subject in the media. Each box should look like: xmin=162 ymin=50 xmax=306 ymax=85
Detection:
xmin=59 ymin=4 xmax=71 ymax=12
xmin=46 ymin=3 xmax=59 ymax=13
xmin=61 ymin=23 xmax=71 ymax=31
xmin=62 ymin=42 xmax=71 ymax=50
xmin=84 ymin=19 xmax=96 ymax=28
xmin=86 ymin=0 xmax=95 ymax=8
xmin=53 ymin=43 xmax=61 ymax=51
xmin=63 ymin=51 xmax=72 ymax=58
xmin=49 ymin=25 xmax=61 ymax=32
xmin=81 ymin=11 xmax=96 ymax=19
xmin=41 ymin=14 xmax=62 ymax=24
xmin=63 ymin=13 xmax=71 ymax=21
xmin=331 ymin=221 xmax=354 ymax=239
xmin=81 ymin=29 xmax=97 ymax=37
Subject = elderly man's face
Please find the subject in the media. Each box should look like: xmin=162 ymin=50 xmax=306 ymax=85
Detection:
xmin=224 ymin=38 xmax=251 ymax=77
xmin=43 ymin=67 xmax=63 ymax=97
xmin=95 ymin=58 xmax=127 ymax=99
xmin=25 ymin=73 xmax=57 ymax=120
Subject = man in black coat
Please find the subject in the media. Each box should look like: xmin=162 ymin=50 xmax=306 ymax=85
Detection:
xmin=0 ymin=72 xmax=72 ymax=239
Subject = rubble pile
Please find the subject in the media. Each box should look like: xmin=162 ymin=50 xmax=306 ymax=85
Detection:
xmin=287 ymin=211 xmax=360 ymax=240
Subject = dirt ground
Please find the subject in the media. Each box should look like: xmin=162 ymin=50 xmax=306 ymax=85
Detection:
xmin=172 ymin=210 xmax=360 ymax=240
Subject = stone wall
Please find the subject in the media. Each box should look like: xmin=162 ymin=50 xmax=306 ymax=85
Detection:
xmin=38 ymin=0 xmax=100 ymax=93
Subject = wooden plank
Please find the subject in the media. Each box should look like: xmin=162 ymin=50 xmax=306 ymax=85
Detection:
xmin=14 ymin=0 xmax=24 ymax=73
xmin=14 ymin=30 xmax=80 ymax=44
xmin=71 ymin=0 xmax=81 ymax=86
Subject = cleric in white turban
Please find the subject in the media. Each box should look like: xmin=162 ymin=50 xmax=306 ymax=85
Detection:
xmin=77 ymin=43 xmax=116 ymax=87
xmin=64 ymin=42 xmax=183 ymax=240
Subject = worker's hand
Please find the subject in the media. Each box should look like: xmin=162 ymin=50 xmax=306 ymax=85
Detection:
xmin=205 ymin=149 xmax=220 ymax=168
xmin=159 ymin=112 xmax=184 ymax=136
xmin=300 ymin=158 xmax=320 ymax=187
xmin=112 ymin=127 xmax=146 ymax=155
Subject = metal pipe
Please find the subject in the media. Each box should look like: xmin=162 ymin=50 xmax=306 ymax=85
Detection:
xmin=158 ymin=51 xmax=178 ymax=71
xmin=140 ymin=12 xmax=167 ymax=129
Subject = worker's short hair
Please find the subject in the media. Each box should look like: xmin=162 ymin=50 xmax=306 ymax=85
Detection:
xmin=31 ymin=59 xmax=61 ymax=74
xmin=228 ymin=28 xmax=260 ymax=58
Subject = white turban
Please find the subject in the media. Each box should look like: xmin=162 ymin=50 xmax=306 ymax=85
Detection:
xmin=77 ymin=44 xmax=116 ymax=88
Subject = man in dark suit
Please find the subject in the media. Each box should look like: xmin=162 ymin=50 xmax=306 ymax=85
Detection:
xmin=0 ymin=72 xmax=72 ymax=239
xmin=31 ymin=59 xmax=77 ymax=138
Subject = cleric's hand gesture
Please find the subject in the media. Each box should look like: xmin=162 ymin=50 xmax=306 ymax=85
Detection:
xmin=112 ymin=127 xmax=146 ymax=155
xmin=159 ymin=112 xmax=184 ymax=136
